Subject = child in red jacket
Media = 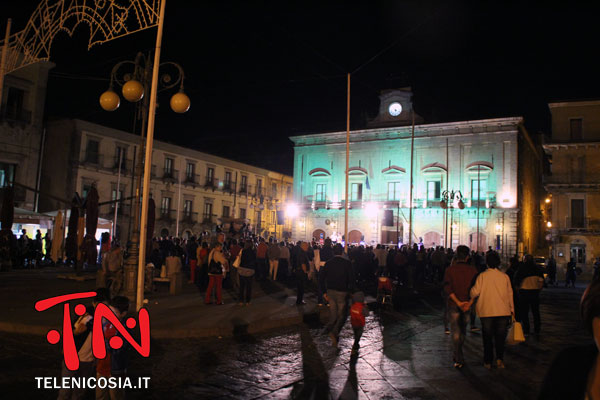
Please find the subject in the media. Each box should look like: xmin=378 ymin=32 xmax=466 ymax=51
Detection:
xmin=350 ymin=291 xmax=369 ymax=354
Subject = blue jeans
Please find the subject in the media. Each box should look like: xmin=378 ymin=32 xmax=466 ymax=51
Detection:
xmin=480 ymin=316 xmax=510 ymax=364
xmin=448 ymin=306 xmax=470 ymax=363
xmin=326 ymin=290 xmax=348 ymax=338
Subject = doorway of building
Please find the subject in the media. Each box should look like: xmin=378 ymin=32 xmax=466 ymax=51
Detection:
xmin=348 ymin=230 xmax=363 ymax=244
xmin=570 ymin=244 xmax=586 ymax=264
xmin=469 ymin=232 xmax=487 ymax=252
xmin=424 ymin=231 xmax=441 ymax=248
xmin=312 ymin=229 xmax=326 ymax=242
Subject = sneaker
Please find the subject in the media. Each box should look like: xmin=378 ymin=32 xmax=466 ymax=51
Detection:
xmin=496 ymin=360 xmax=505 ymax=369
xmin=483 ymin=363 xmax=492 ymax=370
xmin=444 ymin=328 xmax=450 ymax=334
xmin=453 ymin=362 xmax=463 ymax=369
xmin=470 ymin=326 xmax=480 ymax=332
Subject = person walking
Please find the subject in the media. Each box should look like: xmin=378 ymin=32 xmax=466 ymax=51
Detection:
xmin=350 ymin=291 xmax=369 ymax=355
xmin=469 ymin=251 xmax=514 ymax=369
xmin=186 ymin=236 xmax=198 ymax=284
xmin=443 ymin=245 xmax=478 ymax=368
xmin=256 ymin=238 xmax=268 ymax=281
xmin=278 ymin=241 xmax=291 ymax=282
xmin=547 ymin=255 xmax=557 ymax=285
xmin=205 ymin=242 xmax=228 ymax=305
xmin=566 ymin=258 xmax=577 ymax=287
xmin=514 ymin=254 xmax=544 ymax=336
xmin=320 ymin=243 xmax=355 ymax=347
xmin=238 ymin=240 xmax=256 ymax=305
xmin=294 ymin=242 xmax=310 ymax=305
xmin=267 ymin=238 xmax=281 ymax=280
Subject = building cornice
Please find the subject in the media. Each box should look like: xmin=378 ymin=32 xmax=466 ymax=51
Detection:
xmin=548 ymin=100 xmax=600 ymax=109
xmin=543 ymin=142 xmax=600 ymax=153
xmin=289 ymin=117 xmax=523 ymax=147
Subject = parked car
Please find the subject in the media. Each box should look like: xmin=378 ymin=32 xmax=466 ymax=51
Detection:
xmin=534 ymin=257 xmax=546 ymax=269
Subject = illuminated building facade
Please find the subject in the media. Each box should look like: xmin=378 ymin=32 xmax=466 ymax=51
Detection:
xmin=290 ymin=89 xmax=543 ymax=255
xmin=544 ymin=100 xmax=600 ymax=274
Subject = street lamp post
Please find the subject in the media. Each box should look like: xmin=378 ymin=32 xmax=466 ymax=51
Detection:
xmin=100 ymin=50 xmax=190 ymax=307
xmin=441 ymin=189 xmax=465 ymax=250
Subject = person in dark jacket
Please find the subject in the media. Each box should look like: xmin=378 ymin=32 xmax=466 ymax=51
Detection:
xmin=320 ymin=243 xmax=355 ymax=347
xmin=238 ymin=240 xmax=257 ymax=305
xmin=294 ymin=242 xmax=310 ymax=305
xmin=566 ymin=258 xmax=577 ymax=287
xmin=538 ymin=279 xmax=600 ymax=399
xmin=514 ymin=254 xmax=545 ymax=335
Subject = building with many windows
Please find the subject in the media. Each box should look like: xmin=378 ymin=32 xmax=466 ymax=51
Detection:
xmin=39 ymin=119 xmax=293 ymax=241
xmin=544 ymin=100 xmax=600 ymax=274
xmin=289 ymin=89 xmax=544 ymax=256
xmin=0 ymin=60 xmax=54 ymax=211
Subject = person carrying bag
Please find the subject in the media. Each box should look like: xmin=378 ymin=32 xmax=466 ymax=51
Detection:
xmin=507 ymin=315 xmax=526 ymax=345
xmin=205 ymin=243 xmax=227 ymax=305
xmin=237 ymin=240 xmax=256 ymax=305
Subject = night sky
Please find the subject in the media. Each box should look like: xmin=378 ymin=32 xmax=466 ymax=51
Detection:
xmin=3 ymin=1 xmax=600 ymax=175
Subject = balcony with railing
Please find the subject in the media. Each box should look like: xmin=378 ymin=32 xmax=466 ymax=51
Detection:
xmin=180 ymin=211 xmax=198 ymax=224
xmin=79 ymin=152 xmax=104 ymax=167
xmin=0 ymin=107 xmax=32 ymax=126
xmin=183 ymin=173 xmax=200 ymax=187
xmin=162 ymin=168 xmax=179 ymax=183
xmin=561 ymin=217 xmax=600 ymax=234
xmin=222 ymin=180 xmax=236 ymax=194
xmin=112 ymin=156 xmax=133 ymax=175
xmin=204 ymin=176 xmax=216 ymax=190
xmin=158 ymin=209 xmax=175 ymax=222
xmin=201 ymin=213 xmax=216 ymax=225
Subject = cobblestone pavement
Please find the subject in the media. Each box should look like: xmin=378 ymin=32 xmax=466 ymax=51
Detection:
xmin=0 ymin=284 xmax=589 ymax=399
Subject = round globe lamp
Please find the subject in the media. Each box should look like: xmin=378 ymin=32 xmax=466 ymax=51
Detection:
xmin=170 ymin=91 xmax=191 ymax=113
xmin=122 ymin=80 xmax=144 ymax=102
xmin=99 ymin=90 xmax=120 ymax=111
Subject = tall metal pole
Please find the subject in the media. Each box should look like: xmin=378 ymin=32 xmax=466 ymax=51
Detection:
xmin=137 ymin=0 xmax=166 ymax=311
xmin=408 ymin=109 xmax=415 ymax=246
xmin=175 ymin=165 xmax=182 ymax=237
xmin=445 ymin=138 xmax=449 ymax=248
xmin=476 ymin=165 xmax=481 ymax=252
xmin=0 ymin=19 xmax=12 ymax=112
xmin=113 ymin=150 xmax=123 ymax=240
xmin=344 ymin=73 xmax=350 ymax=251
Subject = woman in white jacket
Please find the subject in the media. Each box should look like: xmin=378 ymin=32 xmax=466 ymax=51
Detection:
xmin=468 ymin=251 xmax=514 ymax=369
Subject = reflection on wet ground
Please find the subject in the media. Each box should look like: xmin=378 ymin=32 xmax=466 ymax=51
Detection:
xmin=140 ymin=286 xmax=587 ymax=399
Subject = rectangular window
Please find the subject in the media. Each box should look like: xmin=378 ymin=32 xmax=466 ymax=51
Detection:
xmin=203 ymin=202 xmax=213 ymax=220
xmin=315 ymin=184 xmax=326 ymax=201
xmin=184 ymin=200 xmax=193 ymax=216
xmin=82 ymin=183 xmax=92 ymax=199
xmin=271 ymin=183 xmax=277 ymax=198
xmin=571 ymin=199 xmax=585 ymax=228
xmin=471 ymin=179 xmax=487 ymax=200
xmin=256 ymin=211 xmax=262 ymax=228
xmin=570 ymin=118 xmax=583 ymax=141
xmin=256 ymin=179 xmax=263 ymax=196
xmin=161 ymin=197 xmax=171 ymax=214
xmin=186 ymin=163 xmax=195 ymax=179
xmin=0 ymin=162 xmax=16 ymax=187
xmin=111 ymin=189 xmax=123 ymax=209
xmin=271 ymin=210 xmax=277 ymax=224
xmin=222 ymin=205 xmax=230 ymax=218
xmin=224 ymin=171 xmax=232 ymax=189
xmin=206 ymin=167 xmax=214 ymax=185
xmin=6 ymin=87 xmax=27 ymax=122
xmin=286 ymin=185 xmax=292 ymax=199
xmin=239 ymin=208 xmax=246 ymax=219
xmin=115 ymin=146 xmax=126 ymax=168
xmin=85 ymin=140 xmax=99 ymax=164
xmin=240 ymin=176 xmax=247 ymax=192
xmin=164 ymin=157 xmax=173 ymax=174
xmin=427 ymin=181 xmax=441 ymax=201
xmin=387 ymin=182 xmax=401 ymax=201
xmin=351 ymin=183 xmax=363 ymax=201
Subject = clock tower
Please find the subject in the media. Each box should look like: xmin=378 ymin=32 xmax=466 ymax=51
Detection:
xmin=368 ymin=87 xmax=423 ymax=128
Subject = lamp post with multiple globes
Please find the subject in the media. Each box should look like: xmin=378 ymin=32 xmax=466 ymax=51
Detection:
xmin=440 ymin=189 xmax=465 ymax=250
xmin=99 ymin=52 xmax=190 ymax=305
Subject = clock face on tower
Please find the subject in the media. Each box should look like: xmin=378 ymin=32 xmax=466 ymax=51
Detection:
xmin=388 ymin=102 xmax=402 ymax=117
